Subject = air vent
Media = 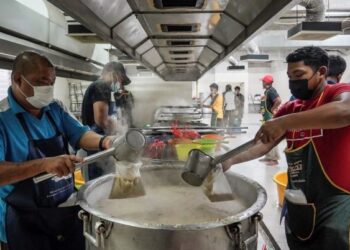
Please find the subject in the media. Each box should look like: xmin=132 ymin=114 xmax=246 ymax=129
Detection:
xmin=240 ymin=54 xmax=269 ymax=62
xmin=172 ymin=57 xmax=189 ymax=61
xmin=287 ymin=22 xmax=343 ymax=41
xmin=154 ymin=0 xmax=204 ymax=9
xmin=167 ymin=40 xmax=193 ymax=46
xmin=169 ymin=50 xmax=192 ymax=55
xmin=136 ymin=65 xmax=149 ymax=71
xmin=227 ymin=65 xmax=245 ymax=70
xmin=161 ymin=24 xmax=199 ymax=32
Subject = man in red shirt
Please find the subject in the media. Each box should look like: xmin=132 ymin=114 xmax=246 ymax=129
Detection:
xmin=222 ymin=46 xmax=350 ymax=250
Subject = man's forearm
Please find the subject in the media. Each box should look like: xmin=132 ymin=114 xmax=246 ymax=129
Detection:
xmin=0 ymin=159 xmax=45 ymax=186
xmin=79 ymin=131 xmax=102 ymax=151
xmin=281 ymin=101 xmax=350 ymax=130
xmin=222 ymin=141 xmax=276 ymax=171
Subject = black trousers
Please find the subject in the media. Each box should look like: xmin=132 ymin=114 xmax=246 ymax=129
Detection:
xmin=0 ymin=242 xmax=8 ymax=250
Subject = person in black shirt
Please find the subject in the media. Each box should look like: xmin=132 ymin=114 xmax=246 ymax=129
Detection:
xmin=259 ymin=74 xmax=281 ymax=165
xmin=81 ymin=61 xmax=131 ymax=180
xmin=326 ymin=55 xmax=347 ymax=84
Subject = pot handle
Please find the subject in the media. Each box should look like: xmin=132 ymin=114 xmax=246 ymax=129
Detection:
xmin=79 ymin=210 xmax=106 ymax=248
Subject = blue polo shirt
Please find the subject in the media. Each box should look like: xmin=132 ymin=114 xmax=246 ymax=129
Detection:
xmin=0 ymin=87 xmax=89 ymax=242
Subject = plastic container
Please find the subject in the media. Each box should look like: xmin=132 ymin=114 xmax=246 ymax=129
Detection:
xmin=273 ymin=172 xmax=288 ymax=207
xmin=201 ymin=134 xmax=224 ymax=140
xmin=193 ymin=139 xmax=219 ymax=145
xmin=175 ymin=143 xmax=201 ymax=161
xmin=199 ymin=144 xmax=216 ymax=156
xmin=74 ymin=170 xmax=85 ymax=189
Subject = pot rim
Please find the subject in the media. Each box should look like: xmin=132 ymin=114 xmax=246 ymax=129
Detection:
xmin=77 ymin=165 xmax=267 ymax=230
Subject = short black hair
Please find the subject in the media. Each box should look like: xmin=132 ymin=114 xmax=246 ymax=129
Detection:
xmin=210 ymin=83 xmax=218 ymax=90
xmin=328 ymin=55 xmax=347 ymax=77
xmin=12 ymin=50 xmax=54 ymax=79
xmin=225 ymin=84 xmax=232 ymax=91
xmin=286 ymin=46 xmax=329 ymax=72
xmin=234 ymin=86 xmax=240 ymax=91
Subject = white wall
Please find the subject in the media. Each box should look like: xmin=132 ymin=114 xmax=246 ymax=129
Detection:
xmin=127 ymin=75 xmax=193 ymax=127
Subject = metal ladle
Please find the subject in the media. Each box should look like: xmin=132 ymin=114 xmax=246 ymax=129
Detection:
xmin=33 ymin=129 xmax=146 ymax=183
xmin=181 ymin=139 xmax=256 ymax=186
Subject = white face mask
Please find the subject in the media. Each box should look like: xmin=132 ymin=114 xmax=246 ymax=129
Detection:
xmin=19 ymin=75 xmax=54 ymax=109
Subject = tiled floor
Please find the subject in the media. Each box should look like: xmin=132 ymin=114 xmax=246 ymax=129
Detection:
xmin=223 ymin=113 xmax=289 ymax=250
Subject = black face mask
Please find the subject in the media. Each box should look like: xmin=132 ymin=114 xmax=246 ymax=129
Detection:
xmin=289 ymin=71 xmax=317 ymax=100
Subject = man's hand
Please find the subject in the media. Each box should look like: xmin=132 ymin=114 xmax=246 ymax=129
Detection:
xmin=42 ymin=155 xmax=83 ymax=177
xmin=255 ymin=117 xmax=286 ymax=144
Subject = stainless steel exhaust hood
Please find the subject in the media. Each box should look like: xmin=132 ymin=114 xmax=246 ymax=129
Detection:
xmin=0 ymin=38 xmax=101 ymax=81
xmin=48 ymin=0 xmax=297 ymax=81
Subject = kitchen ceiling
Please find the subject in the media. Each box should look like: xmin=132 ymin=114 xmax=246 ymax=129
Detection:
xmin=48 ymin=0 xmax=297 ymax=81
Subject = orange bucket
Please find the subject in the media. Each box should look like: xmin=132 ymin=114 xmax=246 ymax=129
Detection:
xmin=273 ymin=172 xmax=288 ymax=207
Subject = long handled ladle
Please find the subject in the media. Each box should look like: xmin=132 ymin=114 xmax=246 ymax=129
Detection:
xmin=181 ymin=139 xmax=256 ymax=186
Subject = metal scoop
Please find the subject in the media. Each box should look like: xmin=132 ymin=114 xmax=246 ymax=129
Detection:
xmin=33 ymin=129 xmax=146 ymax=183
xmin=181 ymin=139 xmax=256 ymax=186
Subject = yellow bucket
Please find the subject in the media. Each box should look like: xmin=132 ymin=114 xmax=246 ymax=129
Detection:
xmin=273 ymin=171 xmax=288 ymax=207
xmin=74 ymin=170 xmax=85 ymax=189
xmin=175 ymin=143 xmax=201 ymax=161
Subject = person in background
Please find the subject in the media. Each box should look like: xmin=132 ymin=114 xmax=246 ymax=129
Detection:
xmin=113 ymin=70 xmax=134 ymax=128
xmin=0 ymin=51 xmax=115 ymax=250
xmin=202 ymin=83 xmax=223 ymax=127
xmin=222 ymin=46 xmax=350 ymax=250
xmin=234 ymin=86 xmax=244 ymax=127
xmin=223 ymin=84 xmax=235 ymax=129
xmin=327 ymin=55 xmax=347 ymax=84
xmin=81 ymin=61 xmax=131 ymax=181
xmin=259 ymin=74 xmax=281 ymax=165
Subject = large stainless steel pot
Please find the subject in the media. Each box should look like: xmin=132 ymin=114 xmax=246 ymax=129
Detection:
xmin=77 ymin=164 xmax=267 ymax=250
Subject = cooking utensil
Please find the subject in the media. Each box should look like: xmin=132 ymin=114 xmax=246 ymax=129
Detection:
xmin=181 ymin=139 xmax=256 ymax=187
xmin=33 ymin=129 xmax=146 ymax=184
xmin=33 ymin=147 xmax=116 ymax=183
xmin=76 ymin=165 xmax=268 ymax=250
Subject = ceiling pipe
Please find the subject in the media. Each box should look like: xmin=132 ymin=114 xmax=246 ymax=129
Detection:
xmin=299 ymin=0 xmax=325 ymax=22
xmin=246 ymin=41 xmax=260 ymax=54
xmin=228 ymin=56 xmax=239 ymax=66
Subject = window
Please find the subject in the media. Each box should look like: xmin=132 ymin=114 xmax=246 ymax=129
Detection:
xmin=0 ymin=69 xmax=11 ymax=100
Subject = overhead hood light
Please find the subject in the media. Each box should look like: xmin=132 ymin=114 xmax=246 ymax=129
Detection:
xmin=154 ymin=0 xmax=204 ymax=9
xmin=167 ymin=40 xmax=193 ymax=46
xmin=169 ymin=50 xmax=192 ymax=55
xmin=172 ymin=57 xmax=190 ymax=61
xmin=287 ymin=22 xmax=343 ymax=40
xmin=161 ymin=24 xmax=199 ymax=32
xmin=240 ymin=54 xmax=269 ymax=62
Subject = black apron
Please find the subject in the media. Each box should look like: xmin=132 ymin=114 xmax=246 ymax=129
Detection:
xmin=4 ymin=112 xmax=84 ymax=250
xmin=283 ymin=93 xmax=350 ymax=250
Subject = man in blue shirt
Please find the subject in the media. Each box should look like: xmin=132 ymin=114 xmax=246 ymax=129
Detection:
xmin=0 ymin=51 xmax=114 ymax=250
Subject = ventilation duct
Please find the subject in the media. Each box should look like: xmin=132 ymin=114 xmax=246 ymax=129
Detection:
xmin=240 ymin=42 xmax=269 ymax=62
xmin=227 ymin=56 xmax=245 ymax=70
xmin=246 ymin=41 xmax=260 ymax=54
xmin=287 ymin=0 xmax=342 ymax=40
xmin=240 ymin=54 xmax=269 ymax=62
xmin=299 ymin=0 xmax=325 ymax=22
